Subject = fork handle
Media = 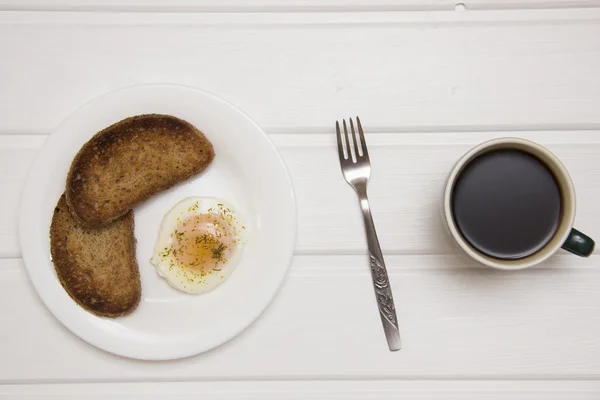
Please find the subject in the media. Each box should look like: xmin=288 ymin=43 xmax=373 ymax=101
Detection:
xmin=358 ymin=193 xmax=402 ymax=351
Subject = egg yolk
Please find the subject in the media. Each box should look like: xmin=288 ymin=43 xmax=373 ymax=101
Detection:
xmin=169 ymin=213 xmax=238 ymax=273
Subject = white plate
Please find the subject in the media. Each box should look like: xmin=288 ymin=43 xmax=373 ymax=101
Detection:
xmin=19 ymin=84 xmax=296 ymax=360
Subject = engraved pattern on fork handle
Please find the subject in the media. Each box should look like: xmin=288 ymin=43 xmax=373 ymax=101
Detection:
xmin=359 ymin=194 xmax=402 ymax=351
xmin=370 ymin=254 xmax=398 ymax=328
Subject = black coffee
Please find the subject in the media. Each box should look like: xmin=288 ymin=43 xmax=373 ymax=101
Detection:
xmin=451 ymin=149 xmax=562 ymax=259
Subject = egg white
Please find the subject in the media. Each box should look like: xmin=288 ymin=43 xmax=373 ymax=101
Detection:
xmin=150 ymin=196 xmax=246 ymax=294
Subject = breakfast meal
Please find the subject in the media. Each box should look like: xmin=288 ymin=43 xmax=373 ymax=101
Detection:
xmin=49 ymin=113 xmax=244 ymax=318
xmin=66 ymin=114 xmax=215 ymax=228
xmin=50 ymin=195 xmax=141 ymax=317
xmin=151 ymin=197 xmax=246 ymax=294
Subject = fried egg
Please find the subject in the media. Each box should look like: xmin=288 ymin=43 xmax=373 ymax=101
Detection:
xmin=150 ymin=197 xmax=246 ymax=294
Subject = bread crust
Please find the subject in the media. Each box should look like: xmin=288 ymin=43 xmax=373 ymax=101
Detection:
xmin=65 ymin=114 xmax=215 ymax=228
xmin=50 ymin=195 xmax=141 ymax=318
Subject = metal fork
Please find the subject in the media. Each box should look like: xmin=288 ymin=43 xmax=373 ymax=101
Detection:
xmin=335 ymin=117 xmax=401 ymax=351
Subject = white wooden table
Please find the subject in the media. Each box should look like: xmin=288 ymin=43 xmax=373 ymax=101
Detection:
xmin=2 ymin=1 xmax=600 ymax=398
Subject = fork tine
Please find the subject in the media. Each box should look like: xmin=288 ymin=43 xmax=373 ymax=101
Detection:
xmin=343 ymin=119 xmax=353 ymax=162
xmin=356 ymin=116 xmax=369 ymax=159
xmin=349 ymin=118 xmax=361 ymax=158
xmin=335 ymin=120 xmax=346 ymax=161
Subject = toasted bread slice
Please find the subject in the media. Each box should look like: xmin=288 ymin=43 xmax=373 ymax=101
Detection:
xmin=50 ymin=195 xmax=141 ymax=318
xmin=66 ymin=114 xmax=215 ymax=227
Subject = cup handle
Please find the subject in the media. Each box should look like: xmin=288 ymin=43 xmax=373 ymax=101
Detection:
xmin=562 ymin=228 xmax=595 ymax=257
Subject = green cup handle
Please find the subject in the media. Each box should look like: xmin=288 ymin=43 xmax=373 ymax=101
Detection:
xmin=562 ymin=228 xmax=595 ymax=257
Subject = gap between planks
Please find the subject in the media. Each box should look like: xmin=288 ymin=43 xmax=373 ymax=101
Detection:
xmin=1 ymin=381 xmax=600 ymax=400
xmin=2 ymin=254 xmax=600 ymax=271
xmin=1 ymin=7 xmax=600 ymax=26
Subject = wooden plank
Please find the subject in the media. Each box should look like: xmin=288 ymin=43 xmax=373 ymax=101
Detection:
xmin=2 ymin=132 xmax=599 ymax=258
xmin=277 ymin=132 xmax=600 ymax=255
xmin=0 ymin=0 xmax=598 ymax=12
xmin=3 ymin=380 xmax=600 ymax=399
xmin=0 ymin=136 xmax=44 ymax=258
xmin=2 ymin=255 xmax=600 ymax=382
xmin=1 ymin=10 xmax=600 ymax=134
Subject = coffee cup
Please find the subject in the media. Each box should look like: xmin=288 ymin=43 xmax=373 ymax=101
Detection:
xmin=443 ymin=138 xmax=594 ymax=270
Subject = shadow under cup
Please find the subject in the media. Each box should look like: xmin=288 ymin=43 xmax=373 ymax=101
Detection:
xmin=443 ymin=138 xmax=595 ymax=270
